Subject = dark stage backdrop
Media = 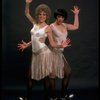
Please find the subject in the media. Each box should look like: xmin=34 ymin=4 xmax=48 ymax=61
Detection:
xmin=2 ymin=0 xmax=99 ymax=91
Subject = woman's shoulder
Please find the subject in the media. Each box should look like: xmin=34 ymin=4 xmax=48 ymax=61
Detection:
xmin=49 ymin=23 xmax=55 ymax=29
xmin=62 ymin=23 xmax=67 ymax=28
xmin=50 ymin=22 xmax=54 ymax=26
xmin=45 ymin=25 xmax=52 ymax=33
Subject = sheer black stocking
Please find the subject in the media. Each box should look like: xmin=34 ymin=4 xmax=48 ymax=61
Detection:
xmin=61 ymin=60 xmax=71 ymax=97
xmin=26 ymin=68 xmax=33 ymax=100
xmin=43 ymin=76 xmax=50 ymax=100
xmin=49 ymin=78 xmax=56 ymax=99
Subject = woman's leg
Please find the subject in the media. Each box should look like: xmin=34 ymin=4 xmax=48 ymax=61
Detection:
xmin=49 ymin=77 xmax=56 ymax=99
xmin=26 ymin=68 xmax=33 ymax=100
xmin=43 ymin=76 xmax=50 ymax=100
xmin=61 ymin=60 xmax=71 ymax=98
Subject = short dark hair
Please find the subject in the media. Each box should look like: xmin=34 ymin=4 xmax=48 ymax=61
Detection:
xmin=54 ymin=9 xmax=68 ymax=20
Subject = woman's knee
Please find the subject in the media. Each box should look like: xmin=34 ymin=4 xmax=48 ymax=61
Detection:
xmin=49 ymin=73 xmax=56 ymax=79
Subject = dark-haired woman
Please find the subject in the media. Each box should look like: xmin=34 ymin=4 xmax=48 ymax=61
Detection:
xmin=49 ymin=6 xmax=80 ymax=100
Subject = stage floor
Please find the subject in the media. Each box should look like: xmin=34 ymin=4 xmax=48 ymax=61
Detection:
xmin=1 ymin=88 xmax=98 ymax=100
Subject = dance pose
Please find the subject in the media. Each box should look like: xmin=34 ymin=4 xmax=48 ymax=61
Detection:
xmin=18 ymin=0 xmax=71 ymax=100
xmin=49 ymin=6 xmax=80 ymax=100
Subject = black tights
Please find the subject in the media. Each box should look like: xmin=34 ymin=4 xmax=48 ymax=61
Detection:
xmin=49 ymin=62 xmax=71 ymax=98
xmin=49 ymin=74 xmax=71 ymax=98
xmin=61 ymin=73 xmax=71 ymax=97
xmin=26 ymin=78 xmax=50 ymax=100
xmin=25 ymin=65 xmax=71 ymax=100
xmin=61 ymin=60 xmax=71 ymax=97
xmin=49 ymin=78 xmax=56 ymax=99
xmin=43 ymin=76 xmax=50 ymax=100
xmin=26 ymin=68 xmax=32 ymax=100
xmin=26 ymin=68 xmax=50 ymax=100
xmin=26 ymin=79 xmax=32 ymax=100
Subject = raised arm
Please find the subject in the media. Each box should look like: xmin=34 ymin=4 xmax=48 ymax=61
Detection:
xmin=25 ymin=0 xmax=36 ymax=24
xmin=67 ymin=6 xmax=80 ymax=30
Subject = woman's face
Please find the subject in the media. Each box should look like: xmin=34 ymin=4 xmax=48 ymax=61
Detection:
xmin=56 ymin=15 xmax=64 ymax=24
xmin=38 ymin=11 xmax=47 ymax=23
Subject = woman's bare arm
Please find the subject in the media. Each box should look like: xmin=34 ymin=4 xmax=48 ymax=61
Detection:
xmin=67 ymin=6 xmax=80 ymax=30
xmin=25 ymin=0 xmax=36 ymax=24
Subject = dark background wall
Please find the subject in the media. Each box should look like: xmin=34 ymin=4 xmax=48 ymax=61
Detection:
xmin=2 ymin=0 xmax=99 ymax=90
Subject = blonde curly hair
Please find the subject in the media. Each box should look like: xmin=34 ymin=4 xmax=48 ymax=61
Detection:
xmin=35 ymin=4 xmax=51 ymax=24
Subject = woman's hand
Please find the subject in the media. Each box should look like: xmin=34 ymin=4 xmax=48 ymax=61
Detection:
xmin=61 ymin=38 xmax=71 ymax=48
xmin=26 ymin=0 xmax=32 ymax=3
xmin=17 ymin=40 xmax=29 ymax=52
xmin=71 ymin=6 xmax=80 ymax=15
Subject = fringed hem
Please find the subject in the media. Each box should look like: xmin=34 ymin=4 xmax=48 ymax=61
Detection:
xmin=31 ymin=46 xmax=53 ymax=80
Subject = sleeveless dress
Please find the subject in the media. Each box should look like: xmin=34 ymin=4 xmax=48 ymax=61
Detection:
xmin=30 ymin=24 xmax=52 ymax=80
xmin=50 ymin=23 xmax=71 ymax=79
